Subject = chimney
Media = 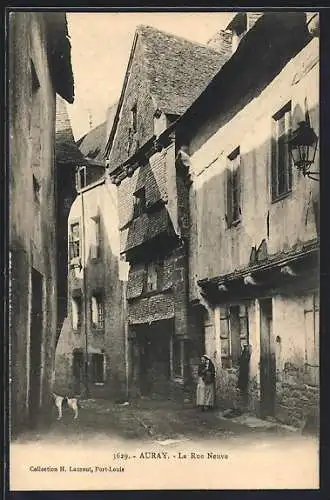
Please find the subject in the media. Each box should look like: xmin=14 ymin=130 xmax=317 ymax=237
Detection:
xmin=247 ymin=12 xmax=264 ymax=31
xmin=207 ymin=29 xmax=233 ymax=59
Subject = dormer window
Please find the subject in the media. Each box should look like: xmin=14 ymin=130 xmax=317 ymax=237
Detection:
xmin=76 ymin=166 xmax=87 ymax=191
xmin=133 ymin=187 xmax=146 ymax=218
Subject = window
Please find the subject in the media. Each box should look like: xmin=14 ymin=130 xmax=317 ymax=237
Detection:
xmin=33 ymin=175 xmax=41 ymax=204
xmin=91 ymin=293 xmax=105 ymax=330
xmin=220 ymin=305 xmax=249 ymax=368
xmin=226 ymin=147 xmax=241 ymax=227
xmin=145 ymin=261 xmax=163 ymax=293
xmin=304 ymin=292 xmax=319 ymax=386
xmin=133 ymin=187 xmax=146 ymax=218
xmin=91 ymin=353 xmax=105 ymax=384
xmin=71 ymin=296 xmax=82 ymax=331
xmin=146 ymin=262 xmax=157 ymax=292
xmin=90 ymin=216 xmax=101 ymax=260
xmin=76 ymin=166 xmax=87 ymax=191
xmin=271 ymin=102 xmax=292 ymax=200
xmin=131 ymin=104 xmax=137 ymax=133
xmin=70 ymin=222 xmax=80 ymax=259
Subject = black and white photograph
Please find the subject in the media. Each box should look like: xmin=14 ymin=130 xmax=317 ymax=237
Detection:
xmin=7 ymin=9 xmax=320 ymax=490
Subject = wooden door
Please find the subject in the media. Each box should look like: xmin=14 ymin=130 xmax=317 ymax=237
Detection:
xmin=259 ymin=298 xmax=276 ymax=417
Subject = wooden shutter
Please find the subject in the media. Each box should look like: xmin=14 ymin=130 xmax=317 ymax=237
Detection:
xmin=226 ymin=166 xmax=233 ymax=227
xmin=236 ymin=157 xmax=242 ymax=219
xmin=239 ymin=305 xmax=249 ymax=350
xmin=220 ymin=307 xmax=230 ymax=366
xmin=271 ymin=119 xmax=278 ymax=200
xmin=72 ymin=299 xmax=78 ymax=330
xmin=91 ymin=296 xmax=98 ymax=326
xmin=285 ymin=108 xmax=293 ymax=190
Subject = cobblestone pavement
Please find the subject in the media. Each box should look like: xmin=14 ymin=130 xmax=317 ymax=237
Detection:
xmin=10 ymin=398 xmax=318 ymax=490
xmin=12 ymin=397 xmax=305 ymax=445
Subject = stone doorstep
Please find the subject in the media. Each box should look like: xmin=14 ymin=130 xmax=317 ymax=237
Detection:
xmin=216 ymin=411 xmax=300 ymax=433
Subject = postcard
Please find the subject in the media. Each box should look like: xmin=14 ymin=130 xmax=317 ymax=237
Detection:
xmin=8 ymin=9 xmax=319 ymax=491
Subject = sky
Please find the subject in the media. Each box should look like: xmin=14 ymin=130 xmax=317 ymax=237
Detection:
xmin=66 ymin=12 xmax=234 ymax=140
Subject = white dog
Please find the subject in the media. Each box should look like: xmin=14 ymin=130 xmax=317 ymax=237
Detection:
xmin=51 ymin=370 xmax=79 ymax=421
xmin=51 ymin=392 xmax=79 ymax=420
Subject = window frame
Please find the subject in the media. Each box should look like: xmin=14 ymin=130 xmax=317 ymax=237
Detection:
xmin=90 ymin=215 xmax=101 ymax=260
xmin=133 ymin=187 xmax=146 ymax=219
xmin=226 ymin=147 xmax=241 ymax=228
xmin=271 ymin=102 xmax=293 ymax=202
xmin=91 ymin=352 xmax=105 ymax=384
xmin=69 ymin=220 xmax=81 ymax=259
xmin=220 ymin=304 xmax=249 ymax=368
xmin=76 ymin=166 xmax=87 ymax=191
xmin=131 ymin=103 xmax=137 ymax=134
xmin=33 ymin=174 xmax=41 ymax=205
xmin=71 ymin=295 xmax=82 ymax=332
xmin=91 ymin=292 xmax=105 ymax=331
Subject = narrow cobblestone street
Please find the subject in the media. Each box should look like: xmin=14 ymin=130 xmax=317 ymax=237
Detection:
xmin=13 ymin=397 xmax=308 ymax=444
xmin=10 ymin=398 xmax=318 ymax=490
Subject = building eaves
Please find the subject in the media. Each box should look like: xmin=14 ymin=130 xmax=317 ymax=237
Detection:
xmin=43 ymin=12 xmax=75 ymax=104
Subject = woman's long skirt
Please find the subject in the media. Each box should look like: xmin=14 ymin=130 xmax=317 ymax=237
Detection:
xmin=196 ymin=376 xmax=215 ymax=407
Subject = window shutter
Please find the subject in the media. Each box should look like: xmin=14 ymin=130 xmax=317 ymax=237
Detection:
xmin=91 ymin=296 xmax=98 ymax=325
xmin=72 ymin=299 xmax=78 ymax=330
xmin=220 ymin=307 xmax=230 ymax=361
xmin=285 ymin=110 xmax=293 ymax=190
xmin=69 ymin=234 xmax=74 ymax=260
xmin=226 ymin=167 xmax=233 ymax=227
xmin=271 ymin=120 xmax=278 ymax=199
xmin=237 ymin=159 xmax=242 ymax=217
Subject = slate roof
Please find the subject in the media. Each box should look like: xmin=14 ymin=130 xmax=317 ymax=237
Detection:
xmin=77 ymin=102 xmax=118 ymax=166
xmin=55 ymin=95 xmax=85 ymax=165
xmin=105 ymin=26 xmax=231 ymax=158
xmin=137 ymin=25 xmax=231 ymax=116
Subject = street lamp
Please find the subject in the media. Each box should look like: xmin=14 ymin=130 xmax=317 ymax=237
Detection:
xmin=288 ymin=121 xmax=319 ymax=181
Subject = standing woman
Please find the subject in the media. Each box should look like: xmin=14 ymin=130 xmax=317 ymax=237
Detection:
xmin=196 ymin=355 xmax=216 ymax=411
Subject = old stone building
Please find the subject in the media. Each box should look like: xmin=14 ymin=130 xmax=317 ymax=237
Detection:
xmin=55 ymin=104 xmax=127 ymax=399
xmin=175 ymin=12 xmax=319 ymax=426
xmin=55 ymin=95 xmax=86 ymax=346
xmin=105 ymin=25 xmax=231 ymax=400
xmin=9 ymin=12 xmax=75 ymax=433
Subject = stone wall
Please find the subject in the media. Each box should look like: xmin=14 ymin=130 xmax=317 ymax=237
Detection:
xmin=9 ymin=12 xmax=58 ymax=433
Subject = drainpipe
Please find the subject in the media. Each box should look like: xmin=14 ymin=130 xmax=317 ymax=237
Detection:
xmin=81 ymin=189 xmax=89 ymax=398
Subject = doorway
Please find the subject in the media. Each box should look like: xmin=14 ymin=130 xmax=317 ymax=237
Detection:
xmin=28 ymin=268 xmax=43 ymax=427
xmin=72 ymin=350 xmax=84 ymax=395
xmin=137 ymin=321 xmax=172 ymax=398
xmin=259 ymin=298 xmax=276 ymax=417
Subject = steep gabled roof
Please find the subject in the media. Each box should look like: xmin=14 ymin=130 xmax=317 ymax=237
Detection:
xmin=77 ymin=121 xmax=107 ymax=166
xmin=139 ymin=25 xmax=230 ymax=115
xmin=55 ymin=95 xmax=86 ymax=165
xmin=77 ymin=102 xmax=118 ymax=166
xmin=105 ymin=25 xmax=231 ymax=158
